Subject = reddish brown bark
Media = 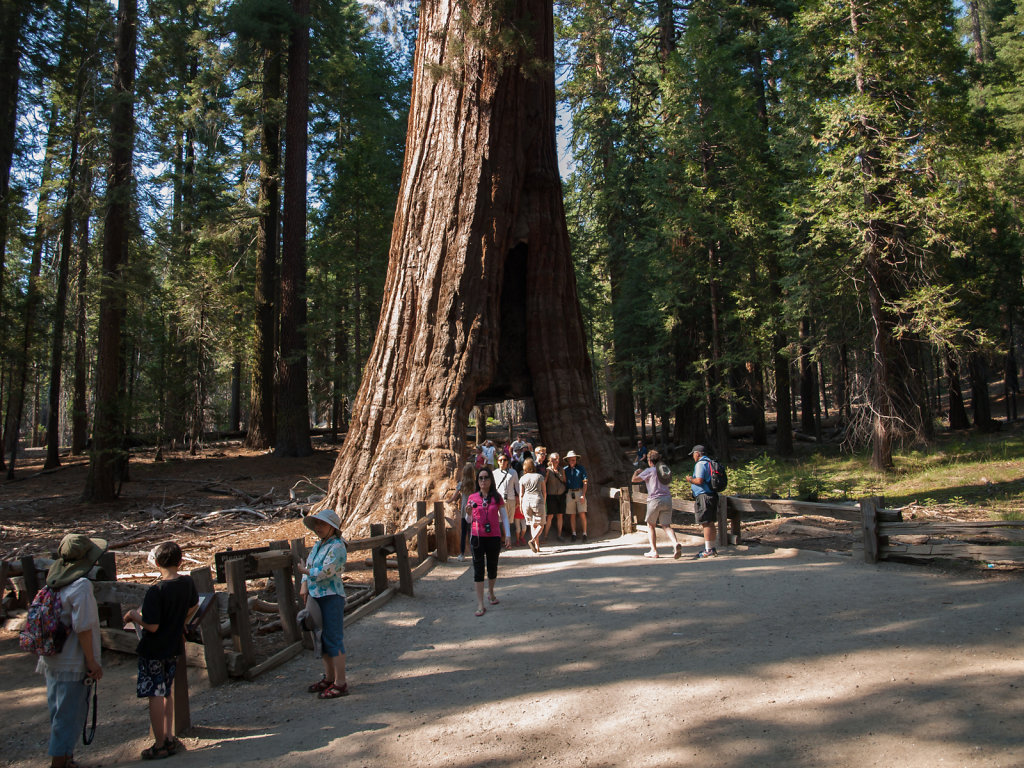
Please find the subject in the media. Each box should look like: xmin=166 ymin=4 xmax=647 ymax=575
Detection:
xmin=320 ymin=0 xmax=627 ymax=535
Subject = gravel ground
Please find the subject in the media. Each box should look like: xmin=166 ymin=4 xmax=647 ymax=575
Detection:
xmin=3 ymin=531 xmax=1023 ymax=768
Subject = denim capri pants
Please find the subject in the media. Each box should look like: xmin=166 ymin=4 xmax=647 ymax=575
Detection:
xmin=314 ymin=593 xmax=346 ymax=656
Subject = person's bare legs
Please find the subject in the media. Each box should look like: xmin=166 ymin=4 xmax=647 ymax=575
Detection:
xmin=321 ymin=652 xmax=346 ymax=687
xmin=148 ymin=695 xmax=169 ymax=746
xmin=474 ymin=581 xmax=487 ymax=614
xmin=646 ymin=522 xmax=659 ymax=556
xmin=530 ymin=522 xmax=544 ymax=552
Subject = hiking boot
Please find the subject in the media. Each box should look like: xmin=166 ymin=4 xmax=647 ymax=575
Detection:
xmin=693 ymin=548 xmax=718 ymax=559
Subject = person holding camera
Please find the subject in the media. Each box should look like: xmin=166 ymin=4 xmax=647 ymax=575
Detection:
xmin=466 ymin=467 xmax=512 ymax=616
xmin=632 ymin=451 xmax=682 ymax=559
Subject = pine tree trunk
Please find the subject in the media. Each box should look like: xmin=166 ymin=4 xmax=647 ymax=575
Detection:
xmin=44 ymin=133 xmax=80 ymax=469
xmin=799 ymin=317 xmax=816 ymax=435
xmin=45 ymin=33 xmax=91 ymax=468
xmin=969 ymin=352 xmax=997 ymax=431
xmin=0 ymin=0 xmax=25 ymax=473
xmin=1005 ymin=312 xmax=1019 ymax=422
xmin=5 ymin=98 xmax=60 ymax=478
xmin=71 ymin=160 xmax=92 ymax=455
xmin=320 ymin=0 xmax=627 ymax=535
xmin=84 ymin=0 xmax=136 ymax=501
xmin=246 ymin=47 xmax=281 ymax=451
xmin=275 ymin=0 xmax=312 ymax=457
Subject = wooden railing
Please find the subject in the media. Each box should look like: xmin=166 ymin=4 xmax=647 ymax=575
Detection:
xmin=619 ymin=488 xmax=1024 ymax=566
xmin=2 ymin=501 xmax=451 ymax=688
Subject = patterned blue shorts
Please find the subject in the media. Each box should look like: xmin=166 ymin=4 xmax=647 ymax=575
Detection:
xmin=137 ymin=656 xmax=177 ymax=698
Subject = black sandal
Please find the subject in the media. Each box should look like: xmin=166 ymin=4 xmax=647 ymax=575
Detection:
xmin=141 ymin=742 xmax=172 ymax=760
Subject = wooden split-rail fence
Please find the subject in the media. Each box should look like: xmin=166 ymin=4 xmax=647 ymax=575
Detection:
xmin=1 ymin=500 xmax=451 ymax=701
xmin=618 ymin=487 xmax=1024 ymax=566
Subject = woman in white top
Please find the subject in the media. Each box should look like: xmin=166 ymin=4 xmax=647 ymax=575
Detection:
xmin=493 ymin=453 xmax=522 ymax=545
xmin=518 ymin=458 xmax=547 ymax=553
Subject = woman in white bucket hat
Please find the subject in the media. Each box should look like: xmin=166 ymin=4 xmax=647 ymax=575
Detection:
xmin=298 ymin=509 xmax=349 ymax=698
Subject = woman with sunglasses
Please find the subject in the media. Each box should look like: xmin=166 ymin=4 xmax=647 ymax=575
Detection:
xmin=466 ymin=466 xmax=512 ymax=616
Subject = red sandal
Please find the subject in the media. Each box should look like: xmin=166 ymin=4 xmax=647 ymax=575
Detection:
xmin=308 ymin=676 xmax=333 ymax=693
xmin=318 ymin=682 xmax=349 ymax=699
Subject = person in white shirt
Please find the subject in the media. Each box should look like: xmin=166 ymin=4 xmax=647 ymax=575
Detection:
xmin=38 ymin=534 xmax=106 ymax=768
xmin=493 ymin=453 xmax=522 ymax=545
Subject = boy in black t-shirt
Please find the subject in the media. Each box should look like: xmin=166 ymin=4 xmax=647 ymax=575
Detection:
xmin=123 ymin=542 xmax=199 ymax=760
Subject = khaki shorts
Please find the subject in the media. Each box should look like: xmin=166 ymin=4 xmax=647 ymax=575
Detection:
xmin=565 ymin=490 xmax=587 ymax=517
xmin=645 ymin=497 xmax=672 ymax=527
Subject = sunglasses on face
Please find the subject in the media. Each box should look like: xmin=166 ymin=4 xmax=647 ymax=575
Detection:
xmin=478 ymin=476 xmax=491 ymax=481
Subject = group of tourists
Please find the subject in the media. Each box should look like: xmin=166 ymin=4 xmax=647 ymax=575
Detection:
xmin=30 ymin=436 xmax=724 ymax=768
xmin=33 ymin=511 xmax=354 ymax=768
xmin=454 ymin=435 xmax=592 ymax=616
xmin=461 ymin=439 xmax=723 ymax=616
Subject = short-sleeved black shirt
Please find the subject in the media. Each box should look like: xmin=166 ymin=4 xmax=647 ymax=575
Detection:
xmin=137 ymin=575 xmax=199 ymax=660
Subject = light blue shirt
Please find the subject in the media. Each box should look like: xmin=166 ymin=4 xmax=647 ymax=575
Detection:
xmin=303 ymin=536 xmax=347 ymax=598
xmin=690 ymin=457 xmax=712 ymax=498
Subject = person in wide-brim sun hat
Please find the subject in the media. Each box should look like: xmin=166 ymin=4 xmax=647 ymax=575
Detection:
xmin=40 ymin=533 xmax=108 ymax=768
xmin=302 ymin=508 xmax=342 ymax=535
xmin=46 ymin=534 xmax=108 ymax=589
xmin=298 ymin=509 xmax=349 ymax=699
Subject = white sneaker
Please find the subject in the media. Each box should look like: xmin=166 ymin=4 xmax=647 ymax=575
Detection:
xmin=457 ymin=553 xmax=465 ymax=562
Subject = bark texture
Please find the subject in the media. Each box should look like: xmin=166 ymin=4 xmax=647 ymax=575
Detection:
xmin=84 ymin=0 xmax=136 ymax=500
xmin=275 ymin=0 xmax=312 ymax=457
xmin=320 ymin=0 xmax=627 ymax=535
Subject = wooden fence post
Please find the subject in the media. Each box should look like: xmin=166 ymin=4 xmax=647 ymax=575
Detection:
xmin=189 ymin=567 xmax=228 ymax=686
xmin=416 ymin=501 xmax=429 ymax=563
xmin=394 ymin=534 xmax=414 ymax=597
xmin=173 ymin=651 xmax=190 ymax=735
xmin=225 ymin=558 xmax=256 ymax=668
xmin=268 ymin=542 xmax=300 ymax=643
xmin=434 ymin=501 xmax=448 ymax=562
xmin=289 ymin=538 xmax=314 ymax=650
xmin=861 ymin=497 xmax=879 ymax=563
xmin=288 ymin=538 xmax=307 ymax=607
xmin=370 ymin=524 xmax=388 ymax=595
xmin=716 ymin=494 xmax=729 ymax=548
xmin=20 ymin=556 xmax=39 ymax=601
xmin=620 ymin=486 xmax=636 ymax=535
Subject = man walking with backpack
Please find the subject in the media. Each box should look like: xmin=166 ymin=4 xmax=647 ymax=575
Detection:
xmin=686 ymin=445 xmax=719 ymax=559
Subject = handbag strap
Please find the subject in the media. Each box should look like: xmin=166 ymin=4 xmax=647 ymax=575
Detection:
xmin=82 ymin=678 xmax=97 ymax=745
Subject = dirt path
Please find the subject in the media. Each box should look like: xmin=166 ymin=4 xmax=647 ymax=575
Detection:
xmin=3 ymin=534 xmax=1023 ymax=768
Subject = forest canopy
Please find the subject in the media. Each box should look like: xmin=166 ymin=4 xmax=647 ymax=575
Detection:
xmin=0 ymin=0 xmax=1021 ymax=491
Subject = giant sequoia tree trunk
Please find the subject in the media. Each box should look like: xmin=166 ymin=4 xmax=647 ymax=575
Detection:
xmin=320 ymin=0 xmax=627 ymax=535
